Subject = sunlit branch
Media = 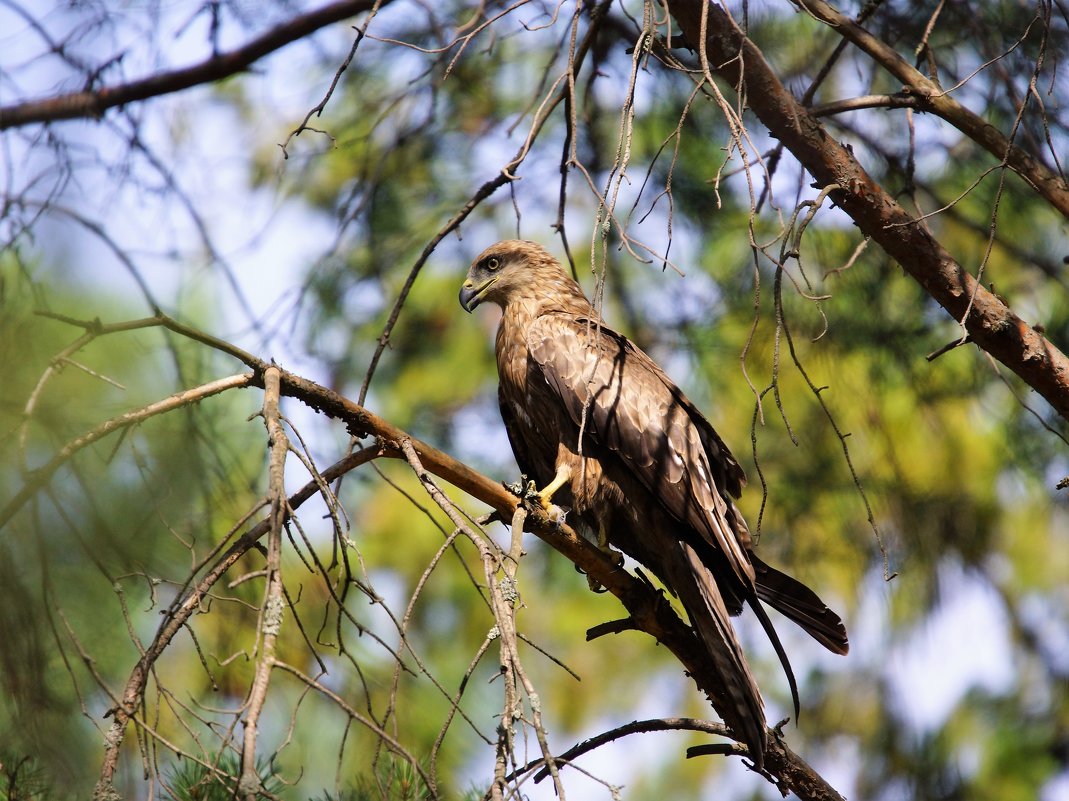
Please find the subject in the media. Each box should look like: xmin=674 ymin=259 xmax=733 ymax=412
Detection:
xmin=789 ymin=0 xmax=1069 ymax=221
xmin=522 ymin=717 xmax=731 ymax=783
xmin=0 ymin=1 xmax=385 ymax=130
xmin=666 ymin=0 xmax=1069 ymax=423
xmin=809 ymin=93 xmax=922 ymax=117
xmin=239 ymin=367 xmax=288 ymax=801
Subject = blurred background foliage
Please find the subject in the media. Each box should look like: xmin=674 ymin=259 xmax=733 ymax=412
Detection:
xmin=1 ymin=1 xmax=1067 ymax=800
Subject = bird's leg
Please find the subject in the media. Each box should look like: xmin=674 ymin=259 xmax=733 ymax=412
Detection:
xmin=521 ymin=463 xmax=571 ymax=526
xmin=534 ymin=463 xmax=572 ymax=512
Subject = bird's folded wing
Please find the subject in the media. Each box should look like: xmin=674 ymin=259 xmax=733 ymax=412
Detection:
xmin=526 ymin=313 xmax=755 ymax=588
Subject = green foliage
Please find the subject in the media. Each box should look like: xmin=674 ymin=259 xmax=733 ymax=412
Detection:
xmin=0 ymin=753 xmax=52 ymax=801
xmin=165 ymin=752 xmax=281 ymax=801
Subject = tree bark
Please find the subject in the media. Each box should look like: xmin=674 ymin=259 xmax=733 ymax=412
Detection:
xmin=0 ymin=0 xmax=382 ymax=130
xmin=666 ymin=0 xmax=1069 ymax=422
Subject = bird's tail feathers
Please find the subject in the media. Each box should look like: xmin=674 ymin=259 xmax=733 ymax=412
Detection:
xmin=748 ymin=594 xmax=800 ymax=721
xmin=675 ymin=542 xmax=767 ymax=768
xmin=750 ymin=553 xmax=850 ymax=656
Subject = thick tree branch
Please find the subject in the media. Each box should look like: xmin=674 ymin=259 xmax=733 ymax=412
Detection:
xmin=789 ymin=0 xmax=1069 ymax=221
xmin=666 ymin=0 xmax=1069 ymax=422
xmin=0 ymin=0 xmax=381 ymax=130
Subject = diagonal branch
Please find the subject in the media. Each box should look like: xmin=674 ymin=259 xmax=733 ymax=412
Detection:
xmin=0 ymin=0 xmax=384 ymax=130
xmin=666 ymin=0 xmax=1069 ymax=422
xmin=266 ymin=366 xmax=845 ymax=801
xmin=1 ymin=372 xmax=253 ymax=531
xmin=790 ymin=0 xmax=1069 ymax=221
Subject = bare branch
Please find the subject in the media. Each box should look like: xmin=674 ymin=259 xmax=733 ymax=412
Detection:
xmin=666 ymin=0 xmax=1069 ymax=423
xmin=0 ymin=1 xmax=383 ymax=130
xmin=1 ymin=373 xmax=253 ymax=531
xmin=789 ymin=0 xmax=1069 ymax=220
xmin=239 ymin=367 xmax=289 ymax=800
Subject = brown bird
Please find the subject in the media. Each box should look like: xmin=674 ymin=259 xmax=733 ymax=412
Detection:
xmin=459 ymin=240 xmax=848 ymax=767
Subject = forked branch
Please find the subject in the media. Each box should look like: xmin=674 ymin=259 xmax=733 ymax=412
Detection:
xmin=665 ymin=0 xmax=1069 ymax=422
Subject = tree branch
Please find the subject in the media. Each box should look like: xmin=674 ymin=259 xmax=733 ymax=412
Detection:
xmin=0 ymin=0 xmax=382 ymax=130
xmin=239 ymin=367 xmax=288 ymax=801
xmin=17 ymin=311 xmax=842 ymax=799
xmin=666 ymin=0 xmax=1069 ymax=422
xmin=791 ymin=0 xmax=1069 ymax=221
xmin=1 ymin=372 xmax=253 ymax=531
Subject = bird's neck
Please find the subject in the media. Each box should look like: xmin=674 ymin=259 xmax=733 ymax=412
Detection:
xmin=499 ymin=276 xmax=594 ymax=322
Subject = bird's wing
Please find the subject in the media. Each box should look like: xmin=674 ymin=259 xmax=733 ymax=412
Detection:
xmin=526 ymin=313 xmax=755 ymax=589
xmin=498 ymin=383 xmax=536 ymax=479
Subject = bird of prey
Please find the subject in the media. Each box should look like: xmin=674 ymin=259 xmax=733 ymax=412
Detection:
xmin=459 ymin=239 xmax=848 ymax=767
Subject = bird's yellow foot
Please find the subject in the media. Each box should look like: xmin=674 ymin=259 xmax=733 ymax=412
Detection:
xmin=504 ymin=474 xmax=569 ymax=526
xmin=534 ymin=464 xmax=572 ymax=513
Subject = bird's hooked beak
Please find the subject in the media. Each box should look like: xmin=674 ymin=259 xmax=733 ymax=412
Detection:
xmin=459 ymin=276 xmax=496 ymax=313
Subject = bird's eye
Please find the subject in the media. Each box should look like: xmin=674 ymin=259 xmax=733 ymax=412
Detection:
xmin=486 ymin=257 xmax=501 ymax=271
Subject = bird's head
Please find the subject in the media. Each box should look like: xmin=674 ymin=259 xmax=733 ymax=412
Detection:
xmin=459 ymin=240 xmax=562 ymax=312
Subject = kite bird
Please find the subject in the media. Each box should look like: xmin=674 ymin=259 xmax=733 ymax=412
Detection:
xmin=459 ymin=240 xmax=848 ymax=767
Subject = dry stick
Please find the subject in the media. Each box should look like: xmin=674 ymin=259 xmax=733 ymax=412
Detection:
xmin=1 ymin=373 xmax=253 ymax=532
xmin=792 ymin=0 xmax=1069 ymax=221
xmin=399 ymin=441 xmax=567 ymax=798
xmin=499 ymin=505 xmax=564 ymax=793
xmin=493 ymin=510 xmax=565 ymax=799
xmin=93 ymin=445 xmax=380 ymax=798
xmin=239 ymin=367 xmax=289 ymax=800
xmin=666 ymin=0 xmax=1069 ymax=423
xmin=395 ymin=440 xmax=517 ymax=800
xmin=280 ymin=0 xmax=387 ymax=157
xmin=525 ymin=717 xmax=731 ymax=782
xmin=0 ymin=0 xmax=388 ymax=130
